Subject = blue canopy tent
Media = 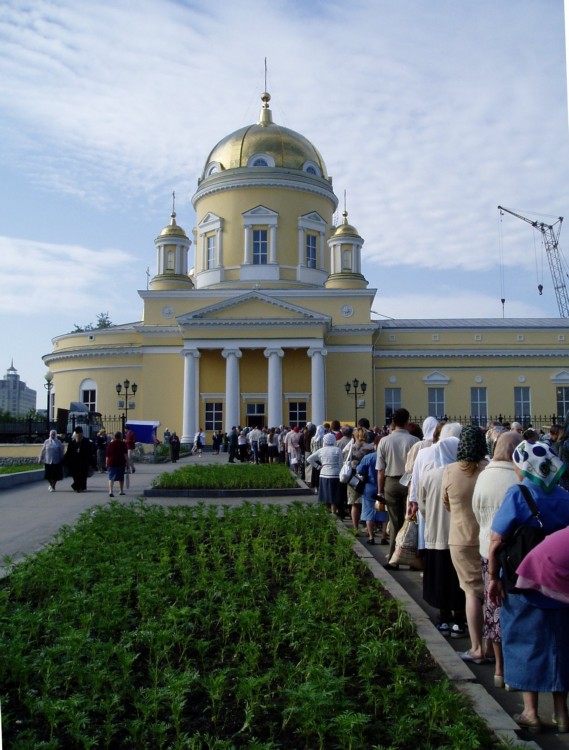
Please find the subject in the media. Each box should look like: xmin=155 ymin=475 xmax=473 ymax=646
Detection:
xmin=125 ymin=420 xmax=160 ymax=444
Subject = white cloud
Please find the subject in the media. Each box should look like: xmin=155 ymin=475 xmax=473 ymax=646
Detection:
xmin=0 ymin=236 xmax=136 ymax=315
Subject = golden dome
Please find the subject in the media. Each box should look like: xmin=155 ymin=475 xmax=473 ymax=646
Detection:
xmin=202 ymin=92 xmax=328 ymax=179
xmin=332 ymin=210 xmax=361 ymax=239
xmin=158 ymin=211 xmax=187 ymax=239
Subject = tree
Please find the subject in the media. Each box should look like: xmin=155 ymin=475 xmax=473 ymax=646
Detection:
xmin=71 ymin=312 xmax=113 ymax=333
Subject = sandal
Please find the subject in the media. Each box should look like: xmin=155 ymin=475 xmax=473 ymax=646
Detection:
xmin=513 ymin=713 xmax=542 ymax=732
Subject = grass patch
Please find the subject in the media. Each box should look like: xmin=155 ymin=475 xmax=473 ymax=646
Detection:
xmin=1 ymin=502 xmax=502 ymax=749
xmin=0 ymin=464 xmax=39 ymax=475
xmin=152 ymin=463 xmax=298 ymax=490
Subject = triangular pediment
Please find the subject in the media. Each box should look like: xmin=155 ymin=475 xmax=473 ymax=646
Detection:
xmin=551 ymin=370 xmax=569 ymax=384
xmin=422 ymin=370 xmax=450 ymax=385
xmin=177 ymin=291 xmax=330 ymax=328
xmin=242 ymin=205 xmax=278 ymax=219
xmin=198 ymin=212 xmax=222 ymax=226
xmin=300 ymin=211 xmax=326 ymax=225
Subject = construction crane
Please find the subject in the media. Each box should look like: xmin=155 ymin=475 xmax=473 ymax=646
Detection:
xmin=498 ymin=206 xmax=568 ymax=318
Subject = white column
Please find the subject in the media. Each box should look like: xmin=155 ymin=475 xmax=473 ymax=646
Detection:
xmin=269 ymin=225 xmax=277 ymax=263
xmin=319 ymin=231 xmax=325 ymax=270
xmin=181 ymin=349 xmax=200 ymax=443
xmin=264 ymin=347 xmax=284 ymax=427
xmin=308 ymin=347 xmax=327 ymax=426
xmin=298 ymin=227 xmax=304 ymax=265
xmin=222 ymin=348 xmax=242 ymax=431
xmin=217 ymin=227 xmax=223 ymax=267
xmin=244 ymin=225 xmax=252 ymax=264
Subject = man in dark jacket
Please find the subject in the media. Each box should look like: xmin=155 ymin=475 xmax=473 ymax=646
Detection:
xmin=228 ymin=426 xmax=238 ymax=463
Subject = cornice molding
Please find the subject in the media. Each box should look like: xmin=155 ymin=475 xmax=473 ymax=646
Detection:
xmin=374 ymin=348 xmax=569 ymax=359
xmin=192 ymin=170 xmax=337 ymax=209
xmin=44 ymin=347 xmax=143 ymax=364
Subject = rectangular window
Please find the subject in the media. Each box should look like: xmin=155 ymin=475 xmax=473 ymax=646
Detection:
xmin=342 ymin=249 xmax=352 ymax=271
xmin=428 ymin=387 xmax=445 ymax=418
xmin=556 ymin=387 xmax=569 ymax=420
xmin=246 ymin=402 xmax=265 ymax=428
xmin=206 ymin=235 xmax=216 ymax=270
xmin=384 ymin=387 xmax=401 ymax=423
xmin=288 ymin=401 xmax=307 ymax=428
xmin=252 ymin=229 xmax=268 ymax=264
xmin=514 ymin=386 xmax=531 ymax=425
xmin=205 ymin=402 xmax=223 ymax=431
xmin=82 ymin=389 xmax=96 ymax=412
xmin=470 ymin=387 xmax=487 ymax=424
xmin=306 ymin=234 xmax=317 ymax=268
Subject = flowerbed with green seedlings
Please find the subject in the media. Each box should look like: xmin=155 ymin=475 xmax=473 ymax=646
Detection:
xmin=152 ymin=463 xmax=298 ymax=490
xmin=0 ymin=464 xmax=41 ymax=475
xmin=1 ymin=501 xmax=502 ymax=750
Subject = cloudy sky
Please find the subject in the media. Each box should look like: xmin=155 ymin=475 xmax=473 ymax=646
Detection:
xmin=0 ymin=0 xmax=568 ymax=400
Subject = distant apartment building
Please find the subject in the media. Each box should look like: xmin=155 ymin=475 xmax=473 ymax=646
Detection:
xmin=0 ymin=362 xmax=37 ymax=416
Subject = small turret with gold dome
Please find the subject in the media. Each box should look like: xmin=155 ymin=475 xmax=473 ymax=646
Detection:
xmin=326 ymin=209 xmax=368 ymax=289
xmin=150 ymin=195 xmax=193 ymax=291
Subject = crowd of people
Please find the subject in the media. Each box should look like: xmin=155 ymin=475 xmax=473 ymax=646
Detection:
xmin=38 ymin=427 xmax=137 ymax=496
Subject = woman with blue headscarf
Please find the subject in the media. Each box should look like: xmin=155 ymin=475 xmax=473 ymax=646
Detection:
xmin=488 ymin=440 xmax=569 ymax=733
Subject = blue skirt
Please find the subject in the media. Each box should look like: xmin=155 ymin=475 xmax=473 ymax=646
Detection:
xmin=361 ymin=493 xmax=387 ymax=522
xmin=318 ymin=477 xmax=341 ymax=505
xmin=501 ymin=593 xmax=569 ymax=691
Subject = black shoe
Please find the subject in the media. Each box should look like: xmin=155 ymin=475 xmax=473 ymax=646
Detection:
xmin=109 ymin=493 xmax=114 ymax=497
xmin=366 ymin=538 xmax=375 ymax=545
xmin=380 ymin=539 xmax=389 ymax=545
xmin=131 ymin=466 xmax=135 ymax=473
xmin=383 ymin=563 xmax=399 ymax=570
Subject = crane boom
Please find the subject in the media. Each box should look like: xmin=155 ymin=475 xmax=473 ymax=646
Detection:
xmin=498 ymin=206 xmax=568 ymax=318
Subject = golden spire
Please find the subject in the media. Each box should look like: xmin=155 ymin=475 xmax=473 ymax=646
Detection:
xmin=170 ymin=190 xmax=177 ymax=226
xmin=259 ymin=91 xmax=273 ymax=126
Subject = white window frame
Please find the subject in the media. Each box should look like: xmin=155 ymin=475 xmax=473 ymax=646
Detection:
xmin=470 ymin=387 xmax=487 ymax=423
xmin=514 ymin=386 xmax=531 ymax=422
xmin=428 ymin=387 xmax=445 ymax=418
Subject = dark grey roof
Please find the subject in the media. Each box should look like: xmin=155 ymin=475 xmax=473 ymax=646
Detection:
xmin=376 ymin=318 xmax=568 ymax=330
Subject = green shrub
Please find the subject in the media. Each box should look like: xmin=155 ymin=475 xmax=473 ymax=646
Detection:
xmin=152 ymin=463 xmax=298 ymax=490
xmin=0 ymin=464 xmax=40 ymax=476
xmin=0 ymin=502 xmax=499 ymax=749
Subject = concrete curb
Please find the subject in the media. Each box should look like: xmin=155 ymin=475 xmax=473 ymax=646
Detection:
xmin=0 ymin=469 xmax=44 ymax=489
xmin=338 ymin=523 xmax=537 ymax=749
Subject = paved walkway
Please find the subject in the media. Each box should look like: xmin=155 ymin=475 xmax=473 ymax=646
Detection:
xmin=0 ymin=453 xmax=565 ymax=748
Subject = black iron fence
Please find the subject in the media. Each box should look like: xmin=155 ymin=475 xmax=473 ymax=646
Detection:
xmin=0 ymin=414 xmax=127 ymax=443
xmin=410 ymin=415 xmax=562 ymax=432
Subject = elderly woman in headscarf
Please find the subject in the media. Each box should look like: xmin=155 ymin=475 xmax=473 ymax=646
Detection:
xmin=417 ymin=431 xmax=466 ymax=636
xmin=38 ymin=429 xmax=65 ymax=492
xmin=488 ymin=440 xmax=569 ymax=732
xmin=308 ymin=425 xmax=326 ymax=493
xmin=405 ymin=416 xmax=439 ymax=552
xmin=307 ymin=432 xmax=344 ymax=514
xmin=442 ymin=424 xmax=488 ymax=655
xmin=472 ymin=430 xmax=522 ymax=688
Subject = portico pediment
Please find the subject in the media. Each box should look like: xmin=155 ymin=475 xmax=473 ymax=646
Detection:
xmin=176 ymin=291 xmax=330 ymax=329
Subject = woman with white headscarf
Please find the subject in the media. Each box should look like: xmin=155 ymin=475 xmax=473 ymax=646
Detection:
xmin=488 ymin=440 xmax=569 ymax=732
xmin=307 ymin=433 xmax=343 ymax=513
xmin=308 ymin=425 xmax=326 ymax=493
xmin=38 ymin=429 xmax=64 ymax=492
xmin=417 ymin=431 xmax=466 ymax=636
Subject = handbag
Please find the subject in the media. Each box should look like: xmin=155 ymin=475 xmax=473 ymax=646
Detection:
xmin=348 ymin=472 xmax=366 ymax=494
xmin=374 ymin=498 xmax=386 ymax=512
xmin=339 ymin=440 xmax=354 ymax=483
xmin=389 ymin=514 xmax=421 ymax=568
xmin=497 ymin=484 xmax=546 ymax=594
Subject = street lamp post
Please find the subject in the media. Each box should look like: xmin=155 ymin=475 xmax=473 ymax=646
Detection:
xmin=44 ymin=369 xmax=54 ymax=435
xmin=344 ymin=378 xmax=367 ymax=425
xmin=116 ymin=379 xmax=138 ymax=433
